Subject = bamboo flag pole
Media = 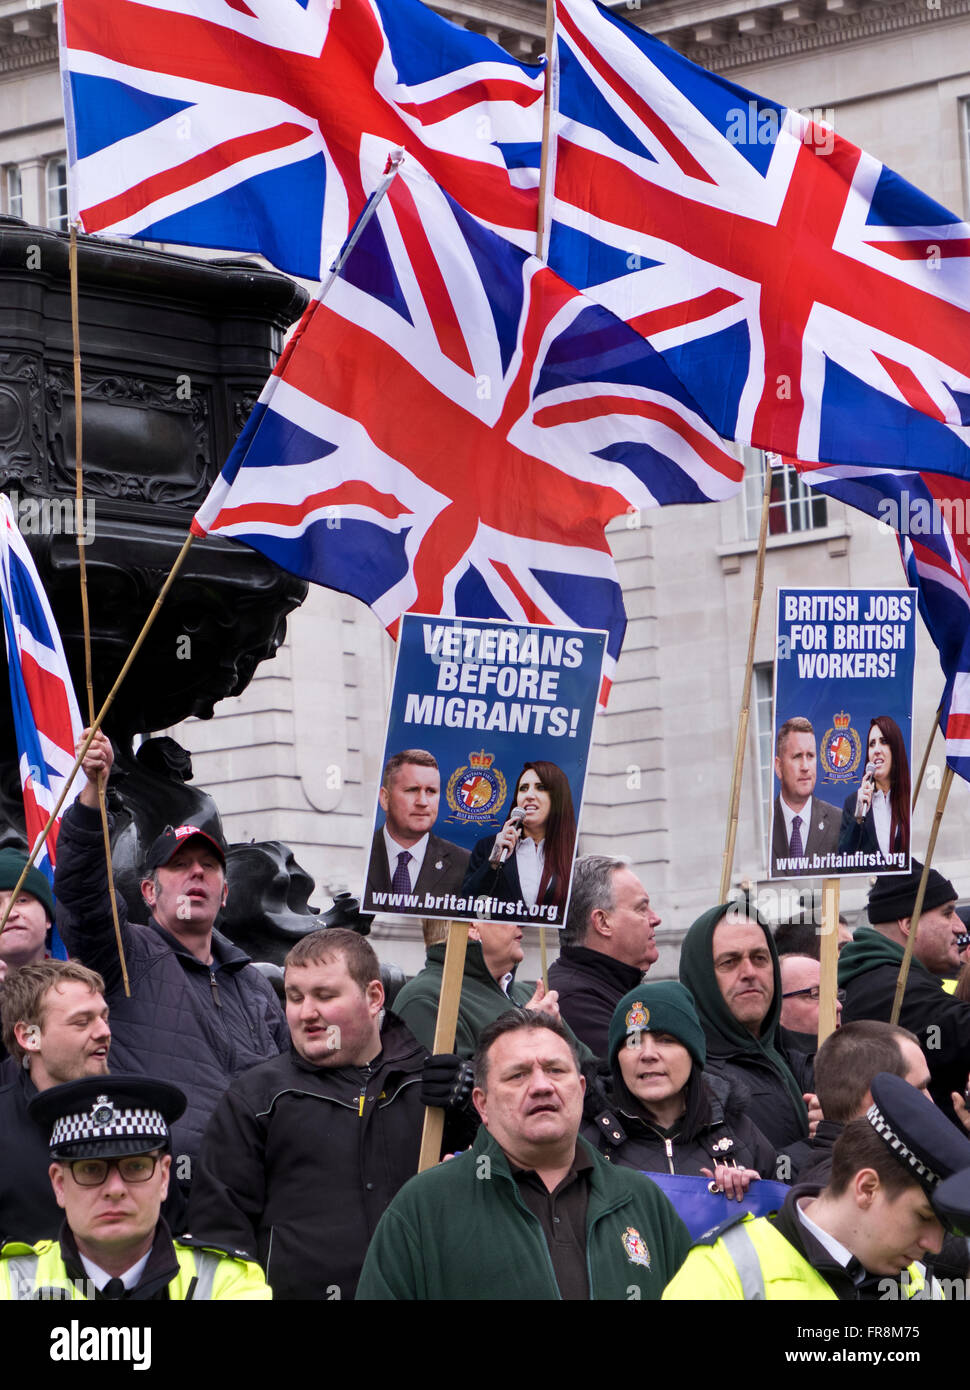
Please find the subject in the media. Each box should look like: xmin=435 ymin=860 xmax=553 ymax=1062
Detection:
xmin=911 ymin=704 xmax=942 ymax=810
xmin=418 ymin=921 xmax=471 ymax=1172
xmin=890 ymin=764 xmax=954 ymax=1025
xmin=535 ymin=0 xmax=556 ymax=988
xmin=0 ymin=531 xmax=196 ymax=936
xmin=69 ymin=226 xmax=130 ymax=997
xmin=718 ymin=455 xmax=774 ymax=903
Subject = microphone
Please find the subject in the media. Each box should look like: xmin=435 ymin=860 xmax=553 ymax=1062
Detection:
xmin=490 ymin=806 xmax=526 ymax=866
xmin=855 ymin=762 xmax=875 ymax=822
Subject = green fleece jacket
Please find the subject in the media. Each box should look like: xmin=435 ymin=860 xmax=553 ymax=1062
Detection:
xmin=394 ymin=941 xmax=592 ymax=1065
xmin=839 ymin=925 xmax=970 ymax=1123
xmin=393 ymin=941 xmax=534 ymax=1057
xmin=355 ymin=1126 xmax=691 ymax=1300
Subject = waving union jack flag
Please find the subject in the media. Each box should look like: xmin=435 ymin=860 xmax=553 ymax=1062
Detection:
xmin=548 ymin=0 xmax=970 ymax=477
xmin=0 ymin=497 xmax=84 ymax=948
xmin=798 ymin=463 xmax=970 ymax=781
xmin=192 ymin=162 xmax=742 ymax=702
xmin=59 ymin=0 xmax=544 ymax=279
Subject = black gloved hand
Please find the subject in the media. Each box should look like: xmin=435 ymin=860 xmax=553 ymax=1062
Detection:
xmin=421 ymin=1053 xmax=474 ymax=1110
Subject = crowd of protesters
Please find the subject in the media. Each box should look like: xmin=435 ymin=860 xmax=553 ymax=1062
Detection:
xmin=2 ymin=730 xmax=970 ymax=1300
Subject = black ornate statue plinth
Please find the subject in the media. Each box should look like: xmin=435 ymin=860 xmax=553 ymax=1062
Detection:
xmin=0 ymin=220 xmax=320 ymax=960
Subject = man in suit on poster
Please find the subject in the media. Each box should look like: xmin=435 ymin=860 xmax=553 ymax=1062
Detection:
xmin=365 ymin=750 xmax=469 ymax=911
xmin=771 ymin=717 xmax=841 ymax=877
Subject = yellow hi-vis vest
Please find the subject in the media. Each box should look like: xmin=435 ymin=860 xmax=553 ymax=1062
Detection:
xmin=662 ymin=1213 xmax=939 ymax=1301
xmin=0 ymin=1239 xmax=271 ymax=1301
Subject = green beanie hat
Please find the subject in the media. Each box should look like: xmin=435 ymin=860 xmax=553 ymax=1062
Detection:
xmin=608 ymin=981 xmax=707 ymax=1069
xmin=0 ymin=847 xmax=54 ymax=922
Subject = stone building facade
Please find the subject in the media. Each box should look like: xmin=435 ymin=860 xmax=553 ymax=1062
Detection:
xmin=0 ymin=0 xmax=967 ymax=975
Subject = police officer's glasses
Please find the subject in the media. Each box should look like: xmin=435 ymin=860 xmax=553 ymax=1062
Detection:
xmin=67 ymin=1154 xmax=160 ymax=1186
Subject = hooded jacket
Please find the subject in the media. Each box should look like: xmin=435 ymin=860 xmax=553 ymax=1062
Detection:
xmin=679 ymin=903 xmax=809 ymax=1150
xmin=839 ymin=925 xmax=970 ymax=1124
xmin=392 ymin=940 xmax=535 ymax=1057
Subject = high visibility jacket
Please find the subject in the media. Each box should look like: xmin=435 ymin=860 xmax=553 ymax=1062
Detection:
xmin=0 ymin=1239 xmax=271 ymax=1301
xmin=662 ymin=1213 xmax=939 ymax=1300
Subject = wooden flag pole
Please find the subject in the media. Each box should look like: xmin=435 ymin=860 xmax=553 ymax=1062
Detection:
xmin=69 ymin=226 xmax=130 ymax=997
xmin=817 ymin=878 xmax=840 ymax=1046
xmin=890 ymin=765 xmax=954 ymax=1024
xmin=418 ymin=920 xmax=471 ymax=1172
xmin=535 ymin=0 xmax=556 ymax=260
xmin=718 ymin=454 xmax=773 ymax=903
xmin=911 ymin=704 xmax=941 ymax=810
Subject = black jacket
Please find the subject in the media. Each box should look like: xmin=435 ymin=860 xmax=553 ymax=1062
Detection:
xmin=53 ymin=801 xmax=289 ymax=1172
xmin=703 ymin=1040 xmax=813 ymax=1153
xmin=185 ymin=1012 xmax=435 ymax=1300
xmin=0 ymin=1068 xmax=186 ymax=1244
xmin=778 ymin=1119 xmax=843 ymax=1186
xmin=583 ymin=1071 xmax=778 ymax=1178
xmin=548 ymin=946 xmax=643 ymax=1059
xmin=839 ymin=926 xmax=970 ymax=1124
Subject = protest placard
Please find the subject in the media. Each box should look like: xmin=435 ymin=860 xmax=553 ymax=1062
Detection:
xmin=769 ymin=589 xmax=916 ymax=880
xmin=362 ymin=614 xmax=606 ymax=925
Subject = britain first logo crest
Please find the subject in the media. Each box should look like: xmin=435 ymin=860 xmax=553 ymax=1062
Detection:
xmin=820 ymin=711 xmax=863 ymax=784
xmin=445 ymin=750 xmax=508 ymax=827
xmin=625 ymin=1002 xmax=649 ymax=1031
xmin=622 ymin=1227 xmax=651 ymax=1268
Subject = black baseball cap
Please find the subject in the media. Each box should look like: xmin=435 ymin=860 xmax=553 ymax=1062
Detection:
xmin=145 ymin=824 xmax=227 ymax=872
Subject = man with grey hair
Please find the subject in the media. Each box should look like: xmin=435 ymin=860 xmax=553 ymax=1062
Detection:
xmin=547 ymin=855 xmax=660 ymax=1058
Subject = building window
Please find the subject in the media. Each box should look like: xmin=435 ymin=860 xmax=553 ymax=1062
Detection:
xmin=5 ymin=166 xmax=22 ymax=219
xmin=742 ymin=446 xmax=827 ymax=540
xmin=46 ymin=157 xmax=68 ymax=231
xmin=754 ymin=661 xmax=774 ymax=869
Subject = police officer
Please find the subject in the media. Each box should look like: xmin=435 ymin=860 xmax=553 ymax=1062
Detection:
xmin=663 ymin=1072 xmax=970 ymax=1300
xmin=0 ymin=1075 xmax=270 ymax=1300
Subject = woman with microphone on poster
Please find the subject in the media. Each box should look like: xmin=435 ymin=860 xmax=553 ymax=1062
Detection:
xmin=838 ymin=715 xmax=912 ymax=866
xmin=462 ymin=760 xmax=578 ymax=925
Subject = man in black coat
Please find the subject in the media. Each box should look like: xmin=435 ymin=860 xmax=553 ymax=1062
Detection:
xmin=548 ymin=855 xmax=660 ymax=1059
xmin=0 ymin=959 xmax=184 ymax=1242
xmin=186 ymin=929 xmax=469 ymax=1300
xmin=53 ymin=729 xmax=288 ymax=1177
xmin=839 ymin=862 xmax=969 ymax=1125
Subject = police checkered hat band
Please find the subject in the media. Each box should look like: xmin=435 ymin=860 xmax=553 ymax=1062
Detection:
xmin=51 ymin=1098 xmax=169 ymax=1153
xmin=29 ymin=1075 xmax=187 ymax=1159
xmin=866 ymin=1101 xmax=940 ymax=1187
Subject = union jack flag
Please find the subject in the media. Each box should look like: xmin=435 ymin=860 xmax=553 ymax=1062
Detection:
xmin=796 ymin=463 xmax=970 ymax=781
xmin=548 ymin=0 xmax=970 ymax=477
xmin=0 ymin=496 xmax=84 ymax=950
xmin=59 ymin=0 xmax=544 ymax=279
xmin=191 ymin=162 xmax=743 ymax=703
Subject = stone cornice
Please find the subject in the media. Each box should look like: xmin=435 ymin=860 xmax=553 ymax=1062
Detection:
xmin=642 ymin=0 xmax=970 ymax=71
xmin=0 ymin=33 xmax=57 ymax=76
